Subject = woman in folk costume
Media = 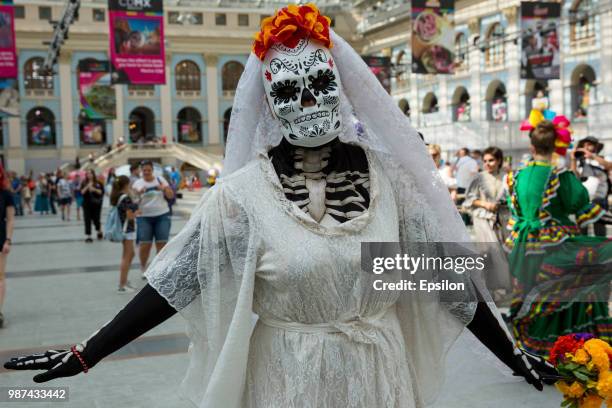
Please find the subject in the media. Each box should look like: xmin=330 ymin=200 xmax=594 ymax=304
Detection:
xmin=508 ymin=112 xmax=612 ymax=357
xmin=4 ymin=5 xmax=552 ymax=407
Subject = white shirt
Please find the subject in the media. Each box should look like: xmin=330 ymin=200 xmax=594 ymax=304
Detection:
xmin=454 ymin=155 xmax=479 ymax=190
xmin=132 ymin=177 xmax=170 ymax=217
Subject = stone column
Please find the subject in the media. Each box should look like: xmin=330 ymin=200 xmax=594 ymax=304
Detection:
xmin=6 ymin=116 xmax=24 ymax=174
xmin=58 ymin=51 xmax=75 ymax=156
xmin=204 ymin=54 xmax=220 ymax=147
xmin=503 ymin=6 xmax=521 ymax=122
xmin=112 ymin=84 xmax=124 ymax=145
xmin=160 ymin=54 xmax=173 ymax=142
xmin=468 ymin=18 xmax=482 ymax=122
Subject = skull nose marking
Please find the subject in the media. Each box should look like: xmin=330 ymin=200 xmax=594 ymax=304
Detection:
xmin=301 ymin=88 xmax=316 ymax=108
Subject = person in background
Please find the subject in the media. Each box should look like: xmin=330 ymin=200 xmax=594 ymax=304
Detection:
xmin=132 ymin=161 xmax=174 ymax=278
xmin=570 ymin=136 xmax=611 ymax=237
xmin=81 ymin=169 xmax=104 ymax=243
xmin=9 ymin=172 xmax=23 ymax=217
xmin=47 ymin=173 xmax=57 ymax=215
xmin=21 ymin=176 xmax=32 ymax=215
xmin=428 ymin=144 xmax=456 ymax=201
xmin=454 ymin=147 xmax=479 ymax=197
xmin=507 ymin=121 xmax=611 ymax=355
xmin=170 ymin=166 xmax=181 ymax=189
xmin=128 ymin=163 xmax=140 ymax=187
xmin=34 ymin=174 xmax=50 ymax=215
xmin=105 ymin=168 xmax=116 ymax=196
xmin=56 ymin=171 xmax=73 ymax=222
xmin=110 ymin=175 xmax=139 ymax=293
xmin=0 ymin=164 xmax=15 ymax=328
xmin=463 ymin=147 xmax=511 ymax=296
xmin=470 ymin=149 xmax=483 ymax=170
xmin=72 ymin=174 xmax=83 ymax=222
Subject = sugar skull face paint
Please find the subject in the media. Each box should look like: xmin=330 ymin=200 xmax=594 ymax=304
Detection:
xmin=262 ymin=38 xmax=342 ymax=148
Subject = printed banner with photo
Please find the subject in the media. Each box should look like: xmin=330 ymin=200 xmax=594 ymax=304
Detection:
xmin=78 ymin=59 xmax=116 ymax=119
xmin=362 ymin=56 xmax=391 ymax=94
xmin=0 ymin=78 xmax=18 ymax=116
xmin=179 ymin=122 xmax=200 ymax=143
xmin=108 ymin=0 xmax=165 ymax=85
xmin=29 ymin=122 xmax=54 ymax=146
xmin=411 ymin=0 xmax=455 ymax=74
xmin=80 ymin=120 xmax=106 ymax=145
xmin=0 ymin=1 xmax=17 ymax=79
xmin=520 ymin=2 xmax=561 ymax=80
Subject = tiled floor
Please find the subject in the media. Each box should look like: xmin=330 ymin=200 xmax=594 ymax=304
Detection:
xmin=0 ymin=191 xmax=560 ymax=408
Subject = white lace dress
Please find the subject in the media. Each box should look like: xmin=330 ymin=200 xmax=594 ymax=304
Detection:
xmin=146 ymin=150 xmax=469 ymax=408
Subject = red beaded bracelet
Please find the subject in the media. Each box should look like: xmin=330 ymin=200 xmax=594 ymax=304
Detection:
xmin=70 ymin=346 xmax=89 ymax=373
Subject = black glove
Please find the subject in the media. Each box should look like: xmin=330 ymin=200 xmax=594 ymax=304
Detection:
xmin=4 ymin=284 xmax=177 ymax=383
xmin=467 ymin=301 xmax=551 ymax=391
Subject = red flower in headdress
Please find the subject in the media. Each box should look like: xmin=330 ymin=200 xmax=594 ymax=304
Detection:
xmin=252 ymin=3 xmax=332 ymax=60
xmin=520 ymin=109 xmax=573 ymax=156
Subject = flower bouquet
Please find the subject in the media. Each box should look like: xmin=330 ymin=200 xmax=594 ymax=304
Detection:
xmin=548 ymin=333 xmax=612 ymax=408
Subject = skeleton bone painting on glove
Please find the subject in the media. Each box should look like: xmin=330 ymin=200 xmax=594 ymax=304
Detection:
xmin=255 ymin=4 xmax=342 ymax=148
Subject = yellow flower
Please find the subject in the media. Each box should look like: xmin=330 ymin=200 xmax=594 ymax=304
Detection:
xmin=596 ymin=371 xmax=612 ymax=400
xmin=579 ymin=394 xmax=604 ymax=408
xmin=585 ymin=340 xmax=611 ymax=372
xmin=573 ymin=349 xmax=591 ymax=365
xmin=557 ymin=381 xmax=587 ymax=399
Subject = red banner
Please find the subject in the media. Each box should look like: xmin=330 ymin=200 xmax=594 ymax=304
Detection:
xmin=0 ymin=1 xmax=17 ymax=79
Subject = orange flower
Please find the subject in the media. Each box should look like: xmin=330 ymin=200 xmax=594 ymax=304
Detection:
xmin=579 ymin=394 xmax=604 ymax=408
xmin=252 ymin=3 xmax=332 ymax=60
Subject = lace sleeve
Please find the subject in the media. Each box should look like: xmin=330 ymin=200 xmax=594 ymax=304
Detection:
xmin=145 ymin=186 xmax=226 ymax=311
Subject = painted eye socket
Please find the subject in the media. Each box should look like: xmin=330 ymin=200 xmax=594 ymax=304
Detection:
xmin=270 ymin=80 xmax=300 ymax=105
xmin=307 ymin=69 xmax=337 ymax=96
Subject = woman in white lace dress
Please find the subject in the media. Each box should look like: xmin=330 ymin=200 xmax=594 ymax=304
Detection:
xmin=4 ymin=5 xmax=553 ymax=407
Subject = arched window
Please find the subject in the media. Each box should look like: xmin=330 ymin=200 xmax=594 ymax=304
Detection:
xmin=422 ymin=93 xmax=439 ymax=114
xmin=177 ymin=107 xmax=202 ymax=143
xmin=571 ymin=0 xmax=595 ymax=43
xmin=398 ymin=98 xmax=410 ymax=118
xmin=79 ymin=113 xmax=106 ymax=145
xmin=221 ymin=61 xmax=244 ymax=93
xmin=485 ymin=23 xmax=505 ymax=67
xmin=452 ymin=87 xmax=470 ymax=122
xmin=525 ymin=80 xmax=549 ymax=118
xmin=175 ymin=60 xmax=201 ymax=92
xmin=454 ymin=33 xmax=469 ymax=70
xmin=485 ymin=81 xmax=508 ymax=121
xmin=129 ymin=107 xmax=155 ymax=142
xmin=23 ymin=57 xmax=53 ymax=90
xmin=571 ymin=65 xmax=596 ymax=118
xmin=27 ymin=107 xmax=56 ymax=146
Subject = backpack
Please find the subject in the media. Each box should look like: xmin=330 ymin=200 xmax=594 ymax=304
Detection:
xmin=104 ymin=194 xmax=128 ymax=242
xmin=157 ymin=177 xmax=176 ymax=208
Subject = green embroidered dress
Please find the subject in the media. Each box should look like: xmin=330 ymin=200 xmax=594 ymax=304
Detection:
xmin=505 ymin=161 xmax=611 ymax=356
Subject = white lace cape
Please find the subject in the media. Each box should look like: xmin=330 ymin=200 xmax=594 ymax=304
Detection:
xmin=145 ymin=31 xmax=498 ymax=407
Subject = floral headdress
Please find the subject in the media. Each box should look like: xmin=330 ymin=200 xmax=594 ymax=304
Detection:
xmin=520 ymin=108 xmax=573 ymax=156
xmin=252 ymin=3 xmax=332 ymax=60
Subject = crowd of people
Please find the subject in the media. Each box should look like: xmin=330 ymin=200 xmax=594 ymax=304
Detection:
xmin=430 ymin=132 xmax=612 ymax=357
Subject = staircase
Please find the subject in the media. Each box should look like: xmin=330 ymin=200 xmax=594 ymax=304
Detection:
xmin=62 ymin=143 xmax=224 ymax=173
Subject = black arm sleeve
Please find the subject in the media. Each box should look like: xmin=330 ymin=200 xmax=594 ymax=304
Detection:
xmin=82 ymin=284 xmax=177 ymax=367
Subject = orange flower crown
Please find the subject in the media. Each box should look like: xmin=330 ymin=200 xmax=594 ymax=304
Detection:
xmin=252 ymin=3 xmax=332 ymax=60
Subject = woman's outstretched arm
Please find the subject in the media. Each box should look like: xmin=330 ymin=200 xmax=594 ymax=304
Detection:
xmin=3 ymin=284 xmax=176 ymax=382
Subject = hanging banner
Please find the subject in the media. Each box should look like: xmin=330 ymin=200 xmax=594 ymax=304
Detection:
xmin=362 ymin=56 xmax=391 ymax=94
xmin=0 ymin=1 xmax=17 ymax=79
xmin=108 ymin=0 xmax=165 ymax=85
xmin=520 ymin=2 xmax=561 ymax=80
xmin=78 ymin=59 xmax=116 ymax=119
xmin=0 ymin=78 xmax=18 ymax=116
xmin=411 ymin=0 xmax=455 ymax=74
